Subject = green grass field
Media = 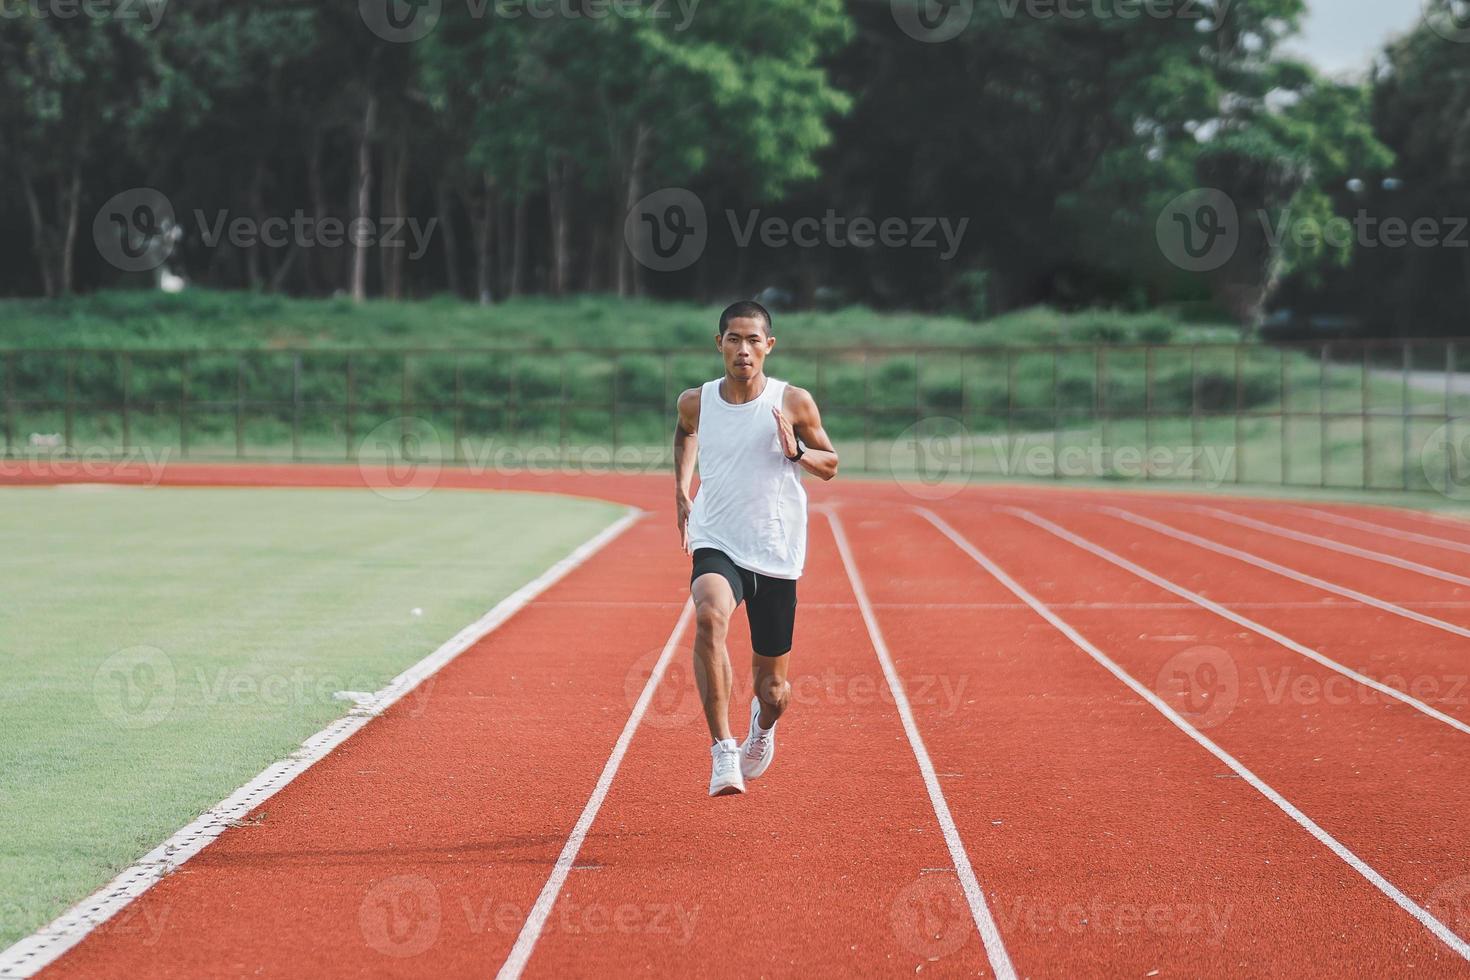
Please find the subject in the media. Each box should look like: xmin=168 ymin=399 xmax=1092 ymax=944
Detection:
xmin=0 ymin=485 xmax=623 ymax=948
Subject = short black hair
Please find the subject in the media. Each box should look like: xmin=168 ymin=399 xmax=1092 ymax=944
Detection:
xmin=718 ymin=300 xmax=773 ymax=336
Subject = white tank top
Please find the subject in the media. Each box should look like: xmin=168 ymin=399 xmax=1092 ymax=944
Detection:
xmin=687 ymin=376 xmax=807 ymax=579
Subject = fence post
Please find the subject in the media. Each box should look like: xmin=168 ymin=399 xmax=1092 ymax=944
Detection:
xmin=3 ymin=351 xmax=13 ymax=458
xmin=1402 ymin=341 xmax=1412 ymax=491
xmin=454 ymin=355 xmax=465 ymax=465
xmin=914 ymin=351 xmax=922 ymax=433
xmin=558 ymin=354 xmax=568 ymax=466
xmin=1318 ymin=343 xmax=1327 ymax=488
xmin=345 ymin=354 xmax=355 ymax=462
xmin=662 ymin=353 xmax=672 ymax=471
xmin=959 ymin=352 xmax=969 ymax=477
xmin=1096 ymin=347 xmax=1107 ymax=474
xmin=1052 ymin=347 xmax=1061 ymax=479
xmin=1005 ymin=349 xmax=1015 ymax=475
xmin=1234 ymin=346 xmax=1243 ymax=484
xmin=1447 ymin=341 xmax=1457 ymax=497
xmin=863 ymin=351 xmax=872 ymax=473
xmin=121 ymin=352 xmax=132 ymax=456
xmin=180 ymin=353 xmax=191 ymax=460
xmin=65 ymin=351 xmax=75 ymax=455
xmin=508 ymin=354 xmax=520 ymax=453
xmin=1279 ymin=349 xmax=1288 ymax=485
xmin=611 ymin=355 xmax=621 ymax=463
xmin=1144 ymin=346 xmax=1154 ymax=482
xmin=287 ymin=353 xmax=300 ymax=461
xmin=1190 ymin=345 xmax=1200 ymax=483
xmin=1360 ymin=345 xmax=1370 ymax=490
xmin=235 ymin=354 xmax=245 ymax=459
xmin=400 ymin=353 xmax=411 ymax=462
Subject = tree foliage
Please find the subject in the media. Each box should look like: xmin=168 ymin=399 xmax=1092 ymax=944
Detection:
xmin=0 ymin=0 xmax=1433 ymax=335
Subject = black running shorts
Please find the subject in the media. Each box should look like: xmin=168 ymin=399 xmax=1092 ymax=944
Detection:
xmin=689 ymin=548 xmax=798 ymax=658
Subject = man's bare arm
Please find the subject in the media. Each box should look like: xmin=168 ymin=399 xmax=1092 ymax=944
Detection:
xmin=773 ymin=386 xmax=839 ymax=482
xmin=673 ymin=387 xmax=701 ymax=553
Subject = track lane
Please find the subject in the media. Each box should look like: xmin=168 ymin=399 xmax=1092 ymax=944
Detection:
xmin=1282 ymin=503 xmax=1470 ymax=550
xmin=929 ymin=502 xmax=1470 ymax=969
xmin=1017 ymin=506 xmax=1470 ymax=733
xmin=1185 ymin=506 xmax=1470 ymax=585
xmin=1101 ymin=506 xmax=1470 ymax=641
xmin=1096 ymin=496 xmax=1470 ymax=614
xmin=1283 ymin=506 xmax=1470 ymax=560
xmin=831 ymin=506 xmax=1463 ymax=976
xmin=516 ymin=515 xmax=1005 ymax=977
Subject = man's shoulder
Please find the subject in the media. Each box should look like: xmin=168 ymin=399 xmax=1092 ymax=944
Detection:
xmin=677 ymin=384 xmax=704 ymax=428
xmin=780 ymin=382 xmax=817 ymax=409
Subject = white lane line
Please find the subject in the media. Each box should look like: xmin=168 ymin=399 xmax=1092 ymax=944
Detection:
xmin=1192 ymin=506 xmax=1470 ymax=589
xmin=0 ymin=507 xmax=645 ymax=980
xmin=916 ymin=507 xmax=1470 ymax=963
xmin=496 ymin=600 xmax=695 ymax=980
xmin=1382 ymin=508 xmax=1470 ymax=533
xmin=1105 ymin=508 xmax=1470 ymax=642
xmin=1003 ymin=507 xmax=1470 ymax=737
xmin=457 ymin=599 xmax=1470 ymax=611
xmin=867 ymin=600 xmax=1470 ymax=610
xmin=876 ymin=600 xmax=1470 ymax=610
xmin=1290 ymin=507 xmax=1470 ymax=557
xmin=825 ymin=509 xmax=1017 ymax=980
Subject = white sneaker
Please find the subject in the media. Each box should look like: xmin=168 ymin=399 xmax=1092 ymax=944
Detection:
xmin=709 ymin=739 xmax=745 ymax=796
xmin=740 ymin=697 xmax=776 ymax=779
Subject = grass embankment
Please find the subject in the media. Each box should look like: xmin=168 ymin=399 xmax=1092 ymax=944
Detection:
xmin=3 ymin=290 xmax=1464 ymax=495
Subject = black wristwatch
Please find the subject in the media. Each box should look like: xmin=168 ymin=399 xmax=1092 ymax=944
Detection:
xmin=787 ymin=443 xmax=804 ymax=463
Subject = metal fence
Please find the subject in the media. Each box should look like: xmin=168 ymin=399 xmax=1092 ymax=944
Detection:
xmin=4 ymin=340 xmax=1470 ymax=495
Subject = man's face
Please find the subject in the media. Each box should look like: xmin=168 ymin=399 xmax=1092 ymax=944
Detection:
xmin=717 ymin=317 xmax=775 ymax=381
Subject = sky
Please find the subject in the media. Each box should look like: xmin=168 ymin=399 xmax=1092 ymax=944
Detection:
xmin=1284 ymin=0 xmax=1427 ymax=75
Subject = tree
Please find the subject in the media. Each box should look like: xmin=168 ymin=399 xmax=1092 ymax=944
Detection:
xmin=816 ymin=0 xmax=1360 ymax=313
xmin=1346 ymin=11 xmax=1470 ymax=333
xmin=421 ymin=1 xmax=852 ymax=299
xmin=1195 ymin=73 xmax=1391 ymax=332
xmin=0 ymin=13 xmax=176 ymax=296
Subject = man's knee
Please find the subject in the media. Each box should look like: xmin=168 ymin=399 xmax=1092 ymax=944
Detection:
xmin=694 ymin=599 xmax=731 ymax=639
xmin=756 ymin=674 xmax=791 ymax=710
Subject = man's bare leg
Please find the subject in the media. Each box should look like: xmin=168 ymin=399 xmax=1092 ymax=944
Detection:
xmin=751 ymin=653 xmax=791 ymax=730
xmin=691 ymin=573 xmax=737 ymax=743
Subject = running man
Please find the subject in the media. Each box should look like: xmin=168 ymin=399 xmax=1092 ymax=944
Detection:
xmin=673 ymin=300 xmax=839 ymax=796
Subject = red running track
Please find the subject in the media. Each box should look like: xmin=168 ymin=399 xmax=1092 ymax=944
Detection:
xmin=3 ymin=462 xmax=1469 ymax=978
